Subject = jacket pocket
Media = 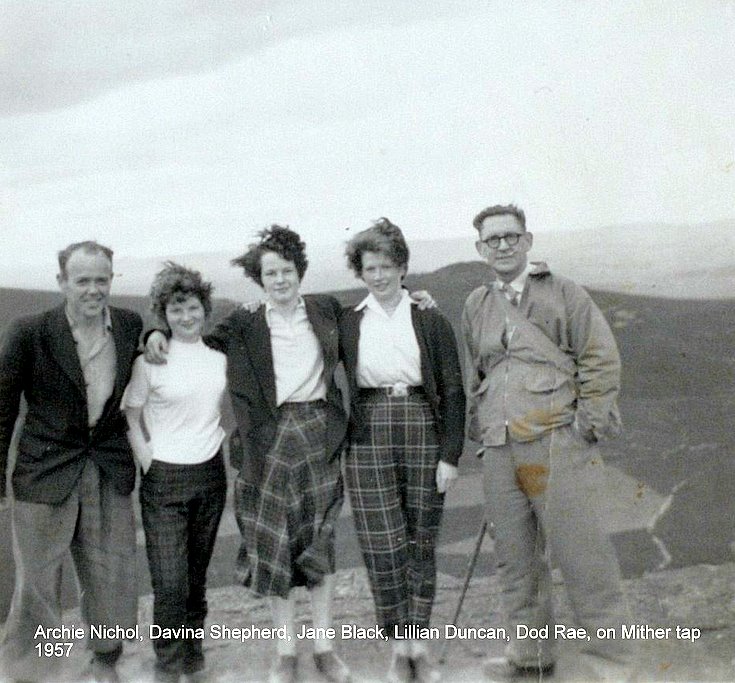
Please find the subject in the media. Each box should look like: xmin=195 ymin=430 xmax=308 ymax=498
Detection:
xmin=525 ymin=370 xmax=570 ymax=394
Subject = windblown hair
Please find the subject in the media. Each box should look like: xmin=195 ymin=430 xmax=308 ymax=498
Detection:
xmin=230 ymin=225 xmax=308 ymax=287
xmin=345 ymin=217 xmax=409 ymax=277
xmin=149 ymin=261 xmax=213 ymax=327
xmin=57 ymin=241 xmax=114 ymax=278
xmin=471 ymin=204 xmax=527 ymax=232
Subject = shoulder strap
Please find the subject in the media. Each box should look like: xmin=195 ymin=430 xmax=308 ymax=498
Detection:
xmin=491 ymin=286 xmax=577 ymax=377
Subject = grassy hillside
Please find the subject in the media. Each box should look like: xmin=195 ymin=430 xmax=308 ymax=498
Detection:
xmin=0 ymin=288 xmax=236 ymax=336
xmin=2 ymin=265 xmax=734 ymax=403
xmin=2 ymin=266 xmax=734 ymax=481
xmin=1 ymin=264 xmax=734 ymax=566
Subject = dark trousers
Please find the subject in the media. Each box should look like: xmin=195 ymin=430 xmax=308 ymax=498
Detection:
xmin=140 ymin=453 xmax=226 ymax=676
xmin=344 ymin=393 xmax=443 ymax=633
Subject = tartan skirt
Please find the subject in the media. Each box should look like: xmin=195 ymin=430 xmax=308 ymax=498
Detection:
xmin=234 ymin=401 xmax=344 ymax=598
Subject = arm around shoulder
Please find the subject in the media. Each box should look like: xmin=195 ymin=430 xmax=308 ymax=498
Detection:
xmin=204 ymin=306 xmax=251 ymax=353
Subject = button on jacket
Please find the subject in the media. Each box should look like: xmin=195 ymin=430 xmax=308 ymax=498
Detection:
xmin=0 ymin=305 xmax=142 ymax=503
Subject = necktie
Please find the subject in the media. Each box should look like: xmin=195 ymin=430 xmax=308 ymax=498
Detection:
xmin=500 ymin=282 xmax=519 ymax=306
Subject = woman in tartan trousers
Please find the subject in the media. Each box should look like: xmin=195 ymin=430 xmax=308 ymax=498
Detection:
xmin=123 ymin=263 xmax=227 ymax=682
xmin=143 ymin=228 xmax=439 ymax=683
xmin=339 ymin=219 xmax=465 ymax=683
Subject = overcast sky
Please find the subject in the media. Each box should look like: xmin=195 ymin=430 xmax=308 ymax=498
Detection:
xmin=1 ymin=1 xmax=734 ymax=281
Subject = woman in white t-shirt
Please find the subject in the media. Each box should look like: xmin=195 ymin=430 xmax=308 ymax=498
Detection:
xmin=122 ymin=263 xmax=227 ymax=683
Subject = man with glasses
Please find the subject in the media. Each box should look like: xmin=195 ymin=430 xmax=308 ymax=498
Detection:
xmin=461 ymin=205 xmax=632 ymax=680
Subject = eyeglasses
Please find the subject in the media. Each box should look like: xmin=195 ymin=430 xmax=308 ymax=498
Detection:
xmin=480 ymin=233 xmax=523 ymax=249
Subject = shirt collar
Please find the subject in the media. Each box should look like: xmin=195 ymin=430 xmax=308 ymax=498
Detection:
xmin=65 ymin=306 xmax=112 ymax=332
xmin=265 ymin=296 xmax=306 ymax=321
xmin=355 ymin=288 xmax=413 ymax=313
xmin=494 ymin=261 xmax=548 ymax=294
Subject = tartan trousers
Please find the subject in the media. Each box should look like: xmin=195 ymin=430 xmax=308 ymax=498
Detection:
xmin=234 ymin=401 xmax=343 ymax=598
xmin=140 ymin=452 xmax=226 ymax=676
xmin=344 ymin=392 xmax=444 ymax=634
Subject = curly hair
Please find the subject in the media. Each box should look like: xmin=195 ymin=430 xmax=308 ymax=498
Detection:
xmin=471 ymin=204 xmax=526 ymax=232
xmin=345 ymin=217 xmax=410 ymax=277
xmin=230 ymin=225 xmax=308 ymax=287
xmin=149 ymin=261 xmax=213 ymax=328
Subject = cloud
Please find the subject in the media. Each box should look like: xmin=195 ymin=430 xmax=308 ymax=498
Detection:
xmin=1 ymin=1 xmax=734 ymax=275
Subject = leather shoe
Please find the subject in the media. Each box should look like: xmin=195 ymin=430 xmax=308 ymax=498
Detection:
xmin=88 ymin=658 xmax=121 ymax=683
xmin=411 ymin=653 xmax=441 ymax=682
xmin=313 ymin=650 xmax=351 ymax=682
xmin=153 ymin=667 xmax=180 ymax=683
xmin=483 ymin=656 xmax=555 ymax=680
xmin=269 ymin=654 xmax=298 ymax=683
xmin=386 ymin=653 xmax=413 ymax=683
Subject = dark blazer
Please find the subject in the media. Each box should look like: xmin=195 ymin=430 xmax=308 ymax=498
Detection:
xmin=0 ymin=305 xmax=142 ymax=503
xmin=208 ymin=295 xmax=347 ymax=484
xmin=339 ymin=302 xmax=466 ymax=466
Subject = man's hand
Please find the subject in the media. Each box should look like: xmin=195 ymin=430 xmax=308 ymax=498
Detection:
xmin=410 ymin=290 xmax=437 ymax=310
xmin=144 ymin=331 xmax=169 ymax=364
xmin=135 ymin=446 xmax=154 ymax=474
xmin=0 ymin=495 xmax=8 ymax=511
xmin=572 ymin=417 xmax=597 ymax=444
xmin=436 ymin=461 xmax=458 ymax=493
xmin=241 ymin=300 xmax=262 ymax=314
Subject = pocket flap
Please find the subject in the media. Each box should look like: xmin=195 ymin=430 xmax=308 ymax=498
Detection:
xmin=525 ymin=371 xmax=569 ymax=393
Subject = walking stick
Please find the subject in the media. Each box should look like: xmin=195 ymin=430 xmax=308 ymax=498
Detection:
xmin=438 ymin=518 xmax=488 ymax=664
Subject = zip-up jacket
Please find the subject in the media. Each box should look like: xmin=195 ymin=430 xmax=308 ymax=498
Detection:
xmin=461 ymin=262 xmax=621 ymax=446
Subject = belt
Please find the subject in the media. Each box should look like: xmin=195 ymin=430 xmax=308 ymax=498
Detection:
xmin=279 ymin=399 xmax=326 ymax=409
xmin=358 ymin=384 xmax=425 ymax=398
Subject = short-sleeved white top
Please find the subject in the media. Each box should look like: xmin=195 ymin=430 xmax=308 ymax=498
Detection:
xmin=122 ymin=339 xmax=227 ymax=465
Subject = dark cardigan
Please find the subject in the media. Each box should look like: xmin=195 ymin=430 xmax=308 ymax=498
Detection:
xmin=339 ymin=303 xmax=465 ymax=465
xmin=207 ymin=294 xmax=348 ymax=484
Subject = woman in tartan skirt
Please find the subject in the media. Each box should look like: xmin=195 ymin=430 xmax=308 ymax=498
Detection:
xmin=339 ymin=219 xmax=465 ymax=683
xmin=225 ymin=226 xmax=352 ymax=683
xmin=123 ymin=263 xmax=227 ymax=682
xmin=146 ymin=229 xmax=351 ymax=683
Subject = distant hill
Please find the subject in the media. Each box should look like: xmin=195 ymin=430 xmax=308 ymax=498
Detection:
xmin=3 ymin=221 xmax=735 ymax=299
xmin=84 ymin=220 xmax=735 ymax=300
xmin=4 ymin=260 xmax=732 ymax=401
xmin=2 ymin=259 xmax=733 ymax=423
xmin=1 ymin=262 xmax=733 ymax=566
xmin=0 ymin=288 xmax=237 ymax=339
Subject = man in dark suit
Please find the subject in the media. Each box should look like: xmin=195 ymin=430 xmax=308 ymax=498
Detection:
xmin=0 ymin=241 xmax=142 ymax=683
